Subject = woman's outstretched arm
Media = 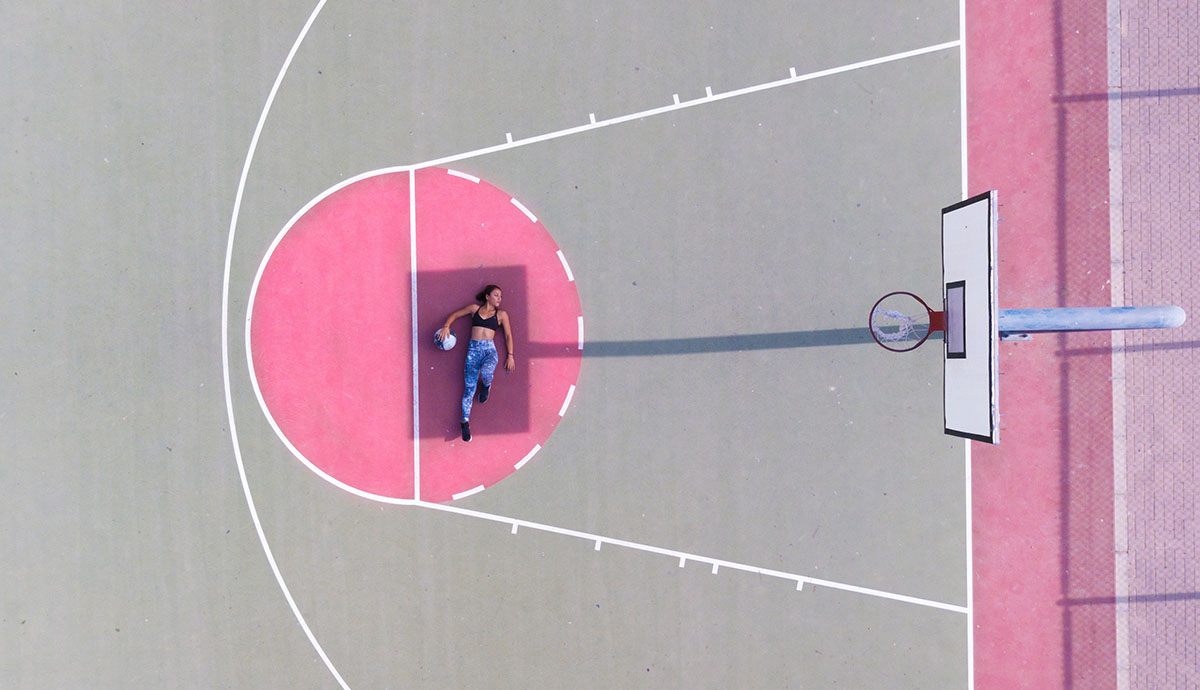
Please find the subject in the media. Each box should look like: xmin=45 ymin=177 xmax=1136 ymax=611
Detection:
xmin=439 ymin=304 xmax=477 ymax=340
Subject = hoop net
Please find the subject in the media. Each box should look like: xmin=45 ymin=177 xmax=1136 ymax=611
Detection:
xmin=869 ymin=292 xmax=934 ymax=352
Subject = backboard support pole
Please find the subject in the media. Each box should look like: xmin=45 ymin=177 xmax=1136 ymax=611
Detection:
xmin=997 ymin=305 xmax=1185 ymax=338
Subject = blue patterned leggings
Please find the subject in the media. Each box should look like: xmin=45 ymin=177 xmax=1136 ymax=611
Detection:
xmin=461 ymin=339 xmax=498 ymax=421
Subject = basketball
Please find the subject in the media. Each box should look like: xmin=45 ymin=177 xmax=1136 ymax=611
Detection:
xmin=434 ymin=329 xmax=456 ymax=351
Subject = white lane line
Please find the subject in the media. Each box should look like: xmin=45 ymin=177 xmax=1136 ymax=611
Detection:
xmin=410 ymin=169 xmax=420 ymax=502
xmin=556 ymin=249 xmax=575 ymax=281
xmin=417 ymin=501 xmax=970 ymax=614
xmin=505 ymin=132 xmax=513 ymax=144
xmin=408 ymin=40 xmax=960 ymax=171
xmin=672 ymin=93 xmax=680 ymax=105
xmin=514 ymin=444 xmax=541 ymax=470
xmin=577 ymin=316 xmax=585 ymax=350
xmin=796 ymin=580 xmax=804 ymax=591
xmin=511 ymin=523 xmax=519 ymax=534
xmin=589 ymin=112 xmax=596 ymax=124
xmin=790 ymin=67 xmax=797 ymax=78
xmin=711 ymin=563 xmax=720 ymax=574
xmin=248 ymin=248 xmax=420 ymax=505
xmin=447 ymin=168 xmax=480 ymax=183
xmin=705 ymin=85 xmax=713 ymax=98
xmin=220 ymin=2 xmax=351 ymax=689
xmin=511 ymin=197 xmax=537 ymax=223
xmin=452 ymin=485 xmax=485 ymax=501
xmin=594 ymin=540 xmax=603 ymax=551
xmin=558 ymin=385 xmax=576 ymax=417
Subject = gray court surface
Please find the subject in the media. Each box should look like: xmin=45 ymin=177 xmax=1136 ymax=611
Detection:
xmin=5 ymin=2 xmax=968 ymax=688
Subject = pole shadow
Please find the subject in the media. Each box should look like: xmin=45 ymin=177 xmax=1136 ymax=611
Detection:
xmin=1054 ymin=86 xmax=1200 ymax=103
xmin=1060 ymin=591 xmax=1200 ymax=606
xmin=1059 ymin=339 xmax=1200 ymax=357
xmin=527 ymin=326 xmax=934 ymax=357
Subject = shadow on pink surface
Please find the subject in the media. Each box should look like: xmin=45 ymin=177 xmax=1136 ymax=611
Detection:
xmin=418 ymin=266 xmax=530 ymax=441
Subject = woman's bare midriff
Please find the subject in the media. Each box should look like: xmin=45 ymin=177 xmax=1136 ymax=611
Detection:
xmin=471 ymin=327 xmax=496 ymax=340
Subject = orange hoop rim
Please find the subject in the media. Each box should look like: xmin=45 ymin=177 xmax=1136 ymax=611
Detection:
xmin=869 ymin=291 xmax=941 ymax=353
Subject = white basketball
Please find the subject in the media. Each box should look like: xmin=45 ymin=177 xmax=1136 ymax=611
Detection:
xmin=434 ymin=330 xmax=456 ymax=351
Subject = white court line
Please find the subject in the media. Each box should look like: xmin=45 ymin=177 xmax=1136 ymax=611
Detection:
xmin=416 ymin=501 xmax=970 ymax=614
xmin=589 ymin=113 xmax=596 ymax=124
xmin=964 ymin=410 xmax=975 ymax=688
xmin=453 ymin=485 xmax=485 ymax=501
xmin=705 ymin=85 xmax=713 ymax=97
xmin=1107 ymin=0 xmax=1130 ymax=686
xmin=959 ymin=10 xmax=969 ymax=201
xmin=577 ymin=316 xmax=584 ymax=350
xmin=558 ymin=385 xmax=576 ymax=417
xmin=410 ymin=169 xmax=420 ymax=502
xmin=959 ymin=0 xmax=974 ymax=687
xmin=510 ymin=197 xmax=537 ymax=223
xmin=556 ymin=249 xmax=575 ymax=282
xmin=514 ymin=444 xmax=541 ymax=470
xmin=447 ymin=168 xmax=480 ymax=183
xmin=408 ymin=40 xmax=960 ymax=171
xmin=220 ymin=2 xmax=351 ymax=689
xmin=245 ymin=193 xmax=422 ymax=507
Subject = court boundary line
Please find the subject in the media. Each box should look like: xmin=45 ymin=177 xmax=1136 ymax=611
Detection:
xmin=960 ymin=0 xmax=974 ymax=688
xmin=220 ymin=9 xmax=970 ymax=689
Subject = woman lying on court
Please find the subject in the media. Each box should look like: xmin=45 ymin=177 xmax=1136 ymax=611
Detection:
xmin=437 ymin=284 xmax=515 ymax=442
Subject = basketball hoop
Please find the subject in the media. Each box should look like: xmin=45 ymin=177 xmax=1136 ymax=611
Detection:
xmin=869 ymin=291 xmax=945 ymax=352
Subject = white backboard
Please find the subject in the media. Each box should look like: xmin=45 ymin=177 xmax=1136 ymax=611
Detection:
xmin=942 ymin=191 xmax=998 ymax=443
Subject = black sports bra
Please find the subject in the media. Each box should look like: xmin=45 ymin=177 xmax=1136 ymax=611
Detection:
xmin=472 ymin=307 xmax=499 ymax=330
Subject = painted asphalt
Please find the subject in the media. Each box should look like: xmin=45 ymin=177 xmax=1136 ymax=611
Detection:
xmin=11 ymin=0 xmax=1192 ymax=688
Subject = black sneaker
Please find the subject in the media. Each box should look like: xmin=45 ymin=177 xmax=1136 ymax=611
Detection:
xmin=477 ymin=383 xmax=490 ymax=403
xmin=460 ymin=421 xmax=471 ymax=442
